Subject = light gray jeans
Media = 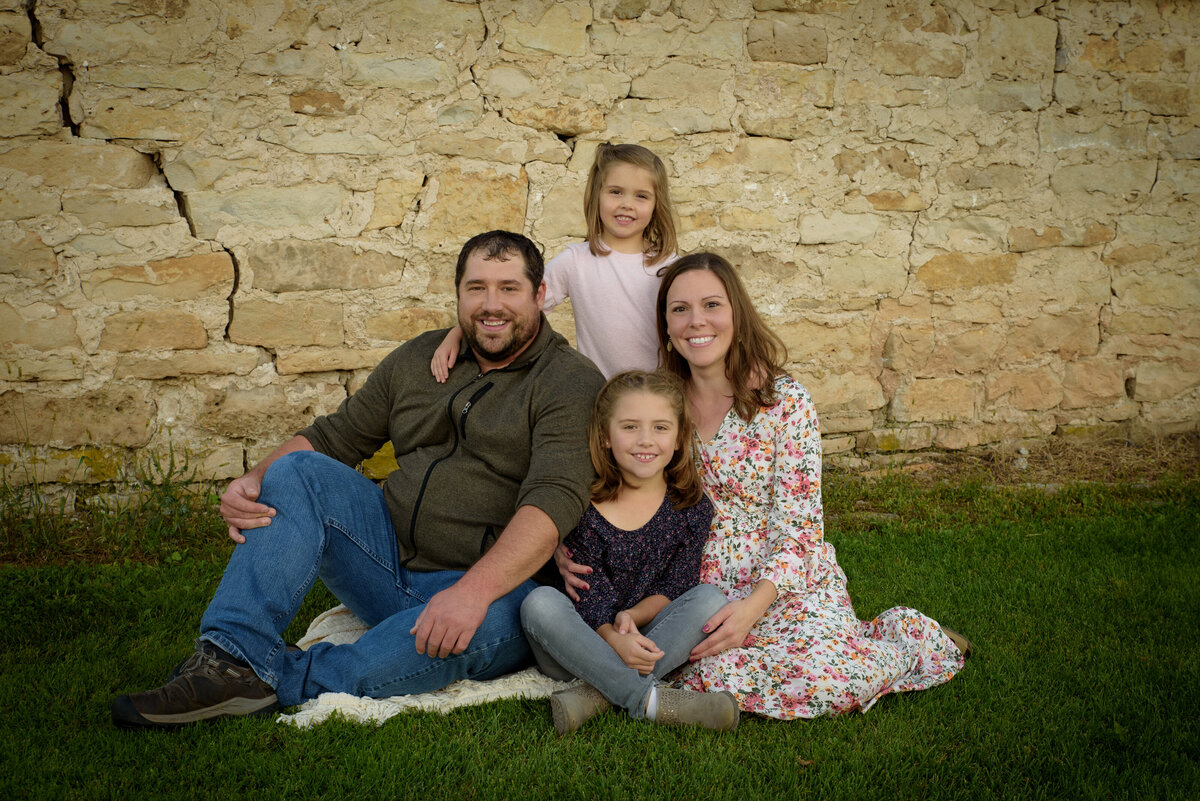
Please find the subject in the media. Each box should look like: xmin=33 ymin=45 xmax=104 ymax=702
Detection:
xmin=519 ymin=583 xmax=728 ymax=718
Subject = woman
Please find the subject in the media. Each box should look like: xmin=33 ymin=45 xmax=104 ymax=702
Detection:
xmin=562 ymin=252 xmax=971 ymax=719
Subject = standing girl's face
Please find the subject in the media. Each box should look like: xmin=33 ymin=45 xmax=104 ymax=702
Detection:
xmin=605 ymin=390 xmax=679 ymax=486
xmin=664 ymin=269 xmax=735 ymax=372
xmin=598 ymin=162 xmax=657 ymax=254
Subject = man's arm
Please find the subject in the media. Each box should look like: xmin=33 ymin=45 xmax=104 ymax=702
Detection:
xmin=410 ymin=504 xmax=558 ymax=658
xmin=218 ymin=435 xmax=314 ymax=544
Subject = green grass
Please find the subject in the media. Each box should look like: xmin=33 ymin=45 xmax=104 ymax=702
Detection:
xmin=2 ymin=472 xmax=1198 ymax=800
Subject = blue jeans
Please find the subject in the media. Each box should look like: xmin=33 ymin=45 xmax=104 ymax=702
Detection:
xmin=199 ymin=451 xmax=537 ymax=707
xmin=520 ymin=583 xmax=728 ymax=718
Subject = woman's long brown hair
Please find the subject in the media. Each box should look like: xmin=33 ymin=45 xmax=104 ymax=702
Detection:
xmin=656 ymin=252 xmax=789 ymax=422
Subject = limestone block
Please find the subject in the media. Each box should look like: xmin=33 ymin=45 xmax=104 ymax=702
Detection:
xmin=183 ymin=183 xmax=347 ymax=240
xmin=1060 ymin=358 xmax=1126 ymax=409
xmin=603 ymin=97 xmax=730 ymax=138
xmin=1124 ymin=80 xmax=1190 ymax=117
xmin=161 ymin=152 xmax=261 ymax=193
xmin=698 ymin=138 xmax=795 ymax=175
xmin=747 ymin=17 xmax=828 ymax=65
xmin=891 ymin=376 xmax=977 ymax=423
xmin=84 ymin=252 xmax=234 ymax=302
xmin=0 ymin=185 xmax=60 ymax=221
xmin=245 ymin=240 xmax=404 ymax=293
xmin=933 ymin=417 xmax=1054 ymax=450
xmin=290 ymin=90 xmax=348 ymax=117
xmin=0 ymin=232 xmax=58 ymax=282
xmin=115 ymin=350 xmax=263 ymax=380
xmin=1113 ymin=270 xmax=1200 ymax=310
xmin=77 ymin=98 xmax=210 ymax=142
xmin=631 ymin=61 xmax=731 ymax=106
xmin=364 ymin=172 xmax=424 ymax=231
xmin=947 ymin=327 xmax=1003 ymax=373
xmin=339 ymin=52 xmax=455 ymax=95
xmin=1156 ymin=159 xmax=1200 ymax=198
xmin=0 ymin=303 xmax=78 ymax=349
xmin=1052 ymin=73 xmax=1122 ymax=114
xmin=857 ymin=426 xmax=933 ymax=453
xmin=985 ymin=368 xmax=1063 ymax=411
xmin=277 ymin=346 xmax=396 ymax=375
xmin=821 ymin=434 xmax=856 ymax=454
xmin=1049 ymin=160 xmax=1157 ymax=199
xmin=1038 ymin=115 xmax=1145 ymax=153
xmin=1007 ymin=222 xmax=1114 ymax=252
xmin=823 ymin=254 xmax=907 ymax=297
xmin=882 ymin=323 xmax=933 ymax=374
xmin=1 ymin=355 xmax=83 ymax=382
xmin=0 ymin=140 xmax=157 ymax=189
xmin=363 ymin=307 xmax=456 ymax=343
xmin=501 ymin=4 xmax=591 ymax=57
xmin=1134 ymin=361 xmax=1199 ymax=402
xmin=1117 ymin=214 xmax=1194 ymax=245
xmin=720 ymin=206 xmax=780 ymax=231
xmin=737 ymin=65 xmax=835 ymax=138
xmin=0 ymin=10 xmax=30 ymax=65
xmin=915 ymin=252 xmax=1018 ymax=291
xmin=590 ymin=19 xmax=743 ymax=60
xmin=99 ymin=309 xmax=207 ymax=352
xmin=799 ymin=212 xmax=880 ymax=244
xmin=776 ymin=317 xmax=872 ymax=366
xmin=0 ymin=68 xmax=62 ymax=137
xmin=417 ymin=168 xmax=527 ymax=252
xmin=0 ymin=386 xmax=155 ymax=447
xmin=196 ymin=382 xmax=345 ymax=442
xmin=1002 ymin=310 xmax=1100 ymax=363
xmin=228 ymin=298 xmax=344 ymax=348
xmin=864 ymin=190 xmax=927 ymax=211
xmin=259 ymin=129 xmax=392 ymax=157
xmin=87 ymin=63 xmax=213 ymax=91
xmin=61 ymin=187 xmax=180 ymax=228
xmin=793 ymin=371 xmax=885 ymax=414
xmin=875 ymin=42 xmax=964 ymax=78
xmin=369 ymin=0 xmax=485 ymax=56
xmin=1107 ymin=311 xmax=1175 ymax=336
xmin=980 ymin=13 xmax=1057 ymax=81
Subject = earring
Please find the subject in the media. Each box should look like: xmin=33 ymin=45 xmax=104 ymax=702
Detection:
xmin=666 ymin=338 xmax=673 ymax=352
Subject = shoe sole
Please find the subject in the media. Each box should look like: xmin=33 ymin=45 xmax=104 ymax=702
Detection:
xmin=112 ymin=693 xmax=279 ymax=729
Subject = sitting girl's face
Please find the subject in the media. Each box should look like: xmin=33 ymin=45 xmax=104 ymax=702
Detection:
xmin=605 ymin=390 xmax=680 ymax=486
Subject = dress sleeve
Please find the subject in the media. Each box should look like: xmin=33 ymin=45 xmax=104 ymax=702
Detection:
xmin=647 ymin=496 xmax=713 ymax=600
xmin=751 ymin=380 xmax=824 ymax=596
xmin=567 ymin=517 xmax=621 ymax=630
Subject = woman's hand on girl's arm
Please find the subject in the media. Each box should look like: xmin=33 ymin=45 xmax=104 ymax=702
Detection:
xmin=430 ymin=326 xmax=464 ymax=383
xmin=600 ymin=619 xmax=664 ymax=675
xmin=689 ymin=580 xmax=777 ymax=660
xmin=554 ymin=544 xmax=592 ymax=602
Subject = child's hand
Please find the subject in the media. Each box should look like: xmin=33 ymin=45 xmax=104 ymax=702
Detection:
xmin=430 ymin=326 xmax=463 ymax=383
xmin=604 ymin=617 xmax=664 ymax=675
xmin=554 ymin=544 xmax=592 ymax=602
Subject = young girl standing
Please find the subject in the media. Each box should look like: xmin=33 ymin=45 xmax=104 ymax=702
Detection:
xmin=432 ymin=143 xmax=679 ymax=379
xmin=519 ymin=370 xmax=737 ymax=735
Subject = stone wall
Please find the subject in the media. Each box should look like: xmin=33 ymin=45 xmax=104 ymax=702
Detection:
xmin=1 ymin=0 xmax=1197 ymax=495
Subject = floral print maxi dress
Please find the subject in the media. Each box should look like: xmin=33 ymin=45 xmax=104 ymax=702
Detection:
xmin=675 ymin=376 xmax=964 ymax=719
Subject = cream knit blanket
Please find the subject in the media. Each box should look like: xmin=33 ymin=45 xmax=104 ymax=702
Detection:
xmin=276 ymin=605 xmax=572 ymax=728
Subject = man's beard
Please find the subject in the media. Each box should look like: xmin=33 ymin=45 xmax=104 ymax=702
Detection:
xmin=459 ymin=311 xmax=538 ymax=365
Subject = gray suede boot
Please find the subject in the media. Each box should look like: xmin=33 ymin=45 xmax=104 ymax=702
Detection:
xmin=550 ymin=683 xmax=613 ymax=735
xmin=653 ymin=688 xmax=740 ymax=731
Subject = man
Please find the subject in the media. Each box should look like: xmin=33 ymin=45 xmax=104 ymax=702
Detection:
xmin=112 ymin=231 xmax=605 ymax=728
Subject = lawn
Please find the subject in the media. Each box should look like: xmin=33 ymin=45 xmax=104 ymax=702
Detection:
xmin=1 ymin=450 xmax=1197 ymax=801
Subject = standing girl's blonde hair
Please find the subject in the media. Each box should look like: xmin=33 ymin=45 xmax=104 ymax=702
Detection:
xmin=583 ymin=143 xmax=678 ymax=268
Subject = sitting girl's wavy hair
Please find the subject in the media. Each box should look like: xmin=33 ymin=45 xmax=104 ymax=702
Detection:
xmin=587 ymin=370 xmax=704 ymax=510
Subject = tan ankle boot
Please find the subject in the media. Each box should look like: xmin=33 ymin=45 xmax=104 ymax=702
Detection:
xmin=550 ymin=683 xmax=612 ymax=735
xmin=653 ymin=688 xmax=739 ymax=731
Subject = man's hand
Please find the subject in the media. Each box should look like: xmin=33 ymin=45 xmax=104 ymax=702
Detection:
xmin=219 ymin=473 xmax=275 ymax=544
xmin=410 ymin=583 xmax=490 ymax=659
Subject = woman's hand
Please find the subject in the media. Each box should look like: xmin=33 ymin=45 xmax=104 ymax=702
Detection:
xmin=554 ymin=544 xmax=592 ymax=602
xmin=689 ymin=581 xmax=777 ymax=660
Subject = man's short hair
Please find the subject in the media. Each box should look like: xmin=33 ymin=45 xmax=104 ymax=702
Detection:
xmin=454 ymin=231 xmax=545 ymax=290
